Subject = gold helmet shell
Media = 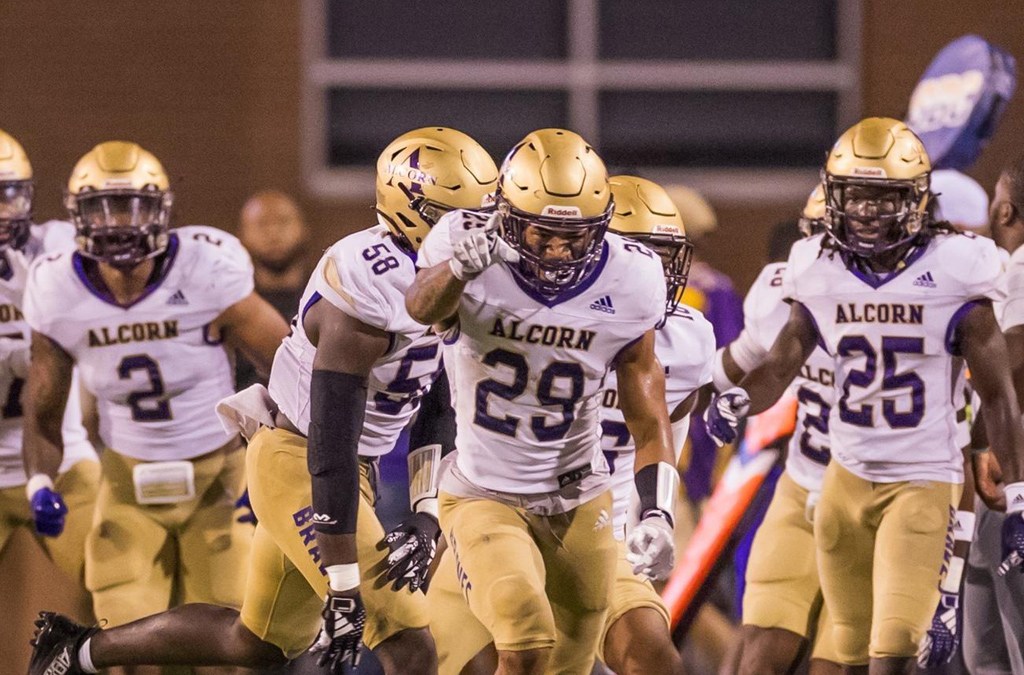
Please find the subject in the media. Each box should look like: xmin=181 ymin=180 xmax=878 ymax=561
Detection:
xmin=376 ymin=127 xmax=497 ymax=252
xmin=798 ymin=183 xmax=827 ymax=237
xmin=0 ymin=129 xmax=34 ymax=249
xmin=609 ymin=175 xmax=693 ymax=315
xmin=497 ymin=128 xmax=612 ymax=295
xmin=65 ymin=141 xmax=173 ymax=267
xmin=823 ymin=117 xmax=932 ymax=258
xmin=0 ymin=129 xmax=32 ymax=181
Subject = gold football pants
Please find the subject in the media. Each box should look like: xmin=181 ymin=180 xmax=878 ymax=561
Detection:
xmin=815 ymin=462 xmax=959 ymax=663
xmin=438 ymin=489 xmax=616 ymax=674
xmin=85 ymin=445 xmax=251 ymax=627
xmin=239 ymin=426 xmax=430 ymax=658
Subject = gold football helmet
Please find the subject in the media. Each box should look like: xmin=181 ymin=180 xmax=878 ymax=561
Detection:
xmin=609 ymin=175 xmax=693 ymax=316
xmin=497 ymin=128 xmax=612 ymax=295
xmin=823 ymin=117 xmax=931 ymax=258
xmin=798 ymin=183 xmax=827 ymax=237
xmin=0 ymin=129 xmax=34 ymax=249
xmin=376 ymin=127 xmax=497 ymax=252
xmin=65 ymin=141 xmax=173 ymax=267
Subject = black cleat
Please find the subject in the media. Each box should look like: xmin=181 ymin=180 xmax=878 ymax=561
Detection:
xmin=28 ymin=612 xmax=99 ymax=675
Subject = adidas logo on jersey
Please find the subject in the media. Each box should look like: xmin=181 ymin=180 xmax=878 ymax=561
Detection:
xmin=590 ymin=295 xmax=615 ymax=314
xmin=167 ymin=289 xmax=189 ymax=305
xmin=913 ymin=271 xmax=937 ymax=288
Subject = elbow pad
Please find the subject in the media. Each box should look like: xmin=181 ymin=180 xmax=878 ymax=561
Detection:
xmin=307 ymin=370 xmax=367 ymax=535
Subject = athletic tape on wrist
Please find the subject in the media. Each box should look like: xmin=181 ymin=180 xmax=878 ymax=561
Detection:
xmin=711 ymin=348 xmax=736 ymax=392
xmin=1007 ymin=482 xmax=1024 ymax=514
xmin=940 ymin=556 xmax=965 ymax=593
xmin=636 ymin=461 xmax=678 ymax=527
xmin=408 ymin=444 xmax=441 ymax=517
xmin=326 ymin=563 xmax=361 ymax=592
xmin=25 ymin=473 xmax=54 ymax=500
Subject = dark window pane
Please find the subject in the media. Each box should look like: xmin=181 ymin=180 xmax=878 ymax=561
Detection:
xmin=600 ymin=0 xmax=836 ymax=60
xmin=327 ymin=89 xmax=570 ymax=166
xmin=599 ymin=90 xmax=836 ymax=168
xmin=327 ymin=1 xmax=567 ymax=59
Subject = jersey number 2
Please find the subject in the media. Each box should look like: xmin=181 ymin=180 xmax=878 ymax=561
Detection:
xmin=119 ymin=354 xmax=172 ymax=421
xmin=837 ymin=335 xmax=924 ymax=429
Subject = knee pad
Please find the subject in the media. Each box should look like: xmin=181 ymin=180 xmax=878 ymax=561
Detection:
xmin=486 ymin=573 xmax=555 ymax=643
xmin=871 ymin=616 xmax=922 ymax=659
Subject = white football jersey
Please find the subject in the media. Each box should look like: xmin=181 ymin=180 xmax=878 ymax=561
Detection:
xmin=268 ymin=225 xmax=441 ymax=457
xmin=600 ymin=305 xmax=715 ymax=537
xmin=0 ymin=222 xmax=95 ymax=489
xmin=419 ymin=210 xmax=667 ymax=494
xmin=783 ymin=232 xmax=1003 ymax=483
xmin=736 ymin=261 xmax=834 ymax=492
xmin=23 ymin=225 xmax=254 ymax=462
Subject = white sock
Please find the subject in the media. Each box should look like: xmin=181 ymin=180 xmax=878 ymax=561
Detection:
xmin=78 ymin=637 xmax=99 ymax=674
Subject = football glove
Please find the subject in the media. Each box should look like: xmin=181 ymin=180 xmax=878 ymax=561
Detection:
xmin=384 ymin=511 xmax=441 ymax=593
xmin=918 ymin=586 xmax=960 ymax=667
xmin=28 ymin=476 xmax=67 ymax=538
xmin=1000 ymin=482 xmax=1024 ymax=576
xmin=235 ymin=489 xmax=257 ymax=525
xmin=704 ymin=387 xmax=750 ymax=447
xmin=448 ymin=211 xmax=519 ymax=281
xmin=310 ymin=589 xmax=366 ymax=672
xmin=626 ymin=514 xmax=675 ymax=581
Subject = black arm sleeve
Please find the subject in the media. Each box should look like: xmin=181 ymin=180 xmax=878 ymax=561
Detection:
xmin=307 ymin=370 xmax=367 ymax=535
xmin=408 ymin=367 xmax=456 ymax=456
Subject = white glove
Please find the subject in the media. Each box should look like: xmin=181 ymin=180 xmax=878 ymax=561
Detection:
xmin=447 ymin=211 xmax=519 ymax=281
xmin=626 ymin=515 xmax=675 ymax=581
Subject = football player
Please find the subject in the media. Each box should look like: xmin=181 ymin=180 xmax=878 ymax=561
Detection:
xmin=406 ymin=130 xmax=679 ymax=674
xmin=705 ymin=118 xmax=1024 ymax=674
xmin=0 ymin=129 xmax=99 ymax=600
xmin=423 ymin=175 xmax=712 ymax=675
xmin=22 ymin=141 xmax=288 ymax=672
xmin=28 ymin=127 xmax=495 ymax=675
xmin=713 ymin=188 xmax=841 ymax=674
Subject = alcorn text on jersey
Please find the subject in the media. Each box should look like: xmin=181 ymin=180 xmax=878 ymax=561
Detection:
xmin=0 ymin=221 xmax=94 ymax=489
xmin=419 ymin=210 xmax=667 ymax=494
xmin=783 ymin=232 xmax=1003 ymax=483
xmin=734 ymin=261 xmax=835 ymax=492
xmin=600 ymin=305 xmax=715 ymax=537
xmin=267 ymin=225 xmax=441 ymax=456
xmin=23 ymin=225 xmax=253 ymax=461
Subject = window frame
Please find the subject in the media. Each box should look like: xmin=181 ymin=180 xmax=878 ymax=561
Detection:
xmin=301 ymin=0 xmax=862 ymax=202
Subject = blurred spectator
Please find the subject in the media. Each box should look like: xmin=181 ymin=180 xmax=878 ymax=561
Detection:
xmin=235 ymin=190 xmax=311 ymax=389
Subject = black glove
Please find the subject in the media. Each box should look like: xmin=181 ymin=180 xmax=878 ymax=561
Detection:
xmin=383 ymin=511 xmax=441 ymax=592
xmin=309 ymin=589 xmax=365 ymax=672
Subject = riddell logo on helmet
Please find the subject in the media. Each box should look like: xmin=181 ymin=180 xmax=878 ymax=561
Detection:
xmin=542 ymin=205 xmax=582 ymax=218
xmin=653 ymin=224 xmax=681 ymax=235
xmin=386 ymin=163 xmax=437 ymax=186
xmin=102 ymin=179 xmax=135 ymax=188
xmin=851 ymin=167 xmax=887 ymax=178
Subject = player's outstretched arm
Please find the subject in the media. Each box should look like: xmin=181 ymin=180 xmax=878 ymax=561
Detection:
xmin=617 ymin=329 xmax=679 ymax=581
xmin=961 ymin=303 xmax=1024 ymax=484
xmin=213 ymin=292 xmax=290 ymax=377
xmin=405 ymin=261 xmax=466 ymax=329
xmin=303 ymin=299 xmax=391 ymax=669
xmin=22 ymin=331 xmax=75 ymax=537
xmin=739 ymin=302 xmax=818 ymax=415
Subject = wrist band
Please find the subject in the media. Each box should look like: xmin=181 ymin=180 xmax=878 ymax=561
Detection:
xmin=25 ymin=473 xmax=54 ymax=500
xmin=326 ymin=563 xmax=360 ymax=592
xmin=940 ymin=556 xmax=965 ymax=593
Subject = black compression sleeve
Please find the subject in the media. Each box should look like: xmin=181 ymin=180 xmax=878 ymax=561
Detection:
xmin=408 ymin=368 xmax=456 ymax=456
xmin=308 ymin=370 xmax=367 ymax=535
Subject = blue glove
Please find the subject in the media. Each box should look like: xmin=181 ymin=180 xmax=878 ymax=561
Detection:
xmin=704 ymin=387 xmax=750 ymax=447
xmin=30 ymin=485 xmax=68 ymax=537
xmin=999 ymin=513 xmax=1024 ymax=576
xmin=235 ymin=489 xmax=257 ymax=525
xmin=918 ymin=586 xmax=960 ymax=667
